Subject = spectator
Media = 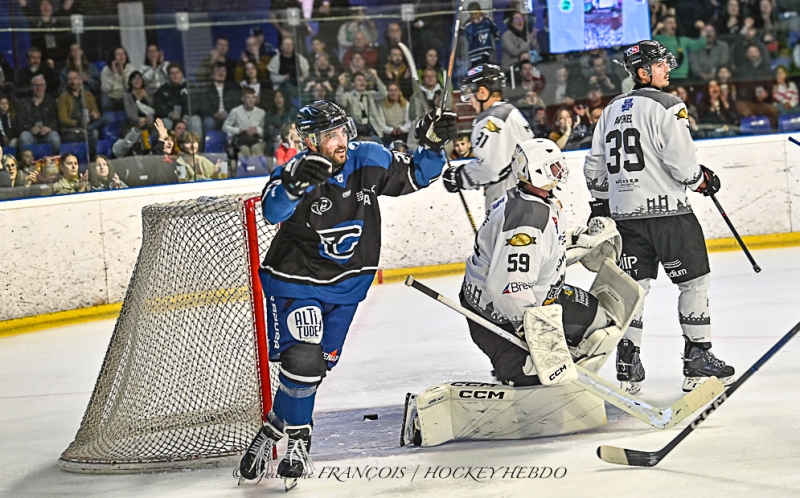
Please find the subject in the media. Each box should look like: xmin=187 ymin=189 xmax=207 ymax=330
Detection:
xmin=29 ymin=0 xmax=71 ymax=69
xmin=450 ymin=132 xmax=473 ymax=159
xmin=274 ymin=122 xmax=300 ymax=168
xmin=589 ymin=107 xmax=603 ymax=132
xmin=409 ymin=67 xmax=448 ymax=120
xmin=15 ymin=47 xmax=58 ymax=98
xmin=518 ymin=89 xmax=547 ymax=115
xmin=379 ymin=82 xmax=412 ymax=146
xmin=377 ymin=22 xmax=404 ymax=68
xmin=409 ymin=0 xmax=450 ymax=61
xmin=303 ymin=52 xmax=338 ymax=98
xmin=675 ymin=0 xmax=717 ymax=38
xmin=4 ymin=154 xmax=35 ymax=188
xmin=772 ymin=66 xmax=800 ymax=114
xmin=235 ymin=36 xmax=272 ymax=84
xmin=240 ymin=60 xmax=274 ymax=110
xmin=689 ymin=25 xmax=730 ymax=82
xmin=699 ymin=79 xmax=740 ymax=128
xmin=267 ymin=37 xmax=309 ymax=98
xmin=382 ymin=47 xmax=412 ymax=99
xmin=715 ymin=0 xmax=751 ymax=42
xmin=506 ymin=60 xmax=546 ymax=106
xmin=223 ymin=87 xmax=267 ymax=157
xmin=586 ymin=55 xmax=620 ymax=94
xmin=737 ymin=43 xmax=773 ymax=81
xmin=548 ymin=107 xmax=589 ymax=151
xmin=18 ymin=75 xmax=61 ymax=155
xmin=101 ymin=46 xmax=136 ymax=112
xmin=418 ymin=48 xmax=446 ymax=88
xmin=752 ymin=0 xmax=777 ymax=50
xmin=0 ymin=96 xmax=19 ymax=149
xmin=654 ymin=15 xmax=706 ymax=86
xmin=251 ymin=26 xmax=278 ymax=59
xmin=716 ymin=66 xmax=737 ymax=100
xmin=263 ymin=90 xmax=298 ymax=152
xmin=584 ymin=85 xmax=608 ymax=114
xmin=501 ymin=12 xmax=535 ymax=70
xmin=311 ymin=81 xmax=332 ymax=101
xmin=89 ymin=155 xmax=127 ymax=190
xmin=337 ymin=7 xmax=378 ymax=57
xmin=60 ymin=43 xmax=101 ymax=98
xmin=197 ymin=38 xmax=237 ymax=86
xmin=312 ymin=0 xmax=352 ymax=53
xmin=674 ymin=85 xmax=700 ymax=122
xmin=123 ymin=71 xmax=155 ymax=132
xmin=112 ymin=122 xmax=151 ymax=158
xmin=0 ymin=52 xmax=15 ymax=95
xmin=335 ymin=70 xmax=387 ymax=141
xmin=16 ymin=149 xmax=41 ymax=184
xmin=176 ymin=132 xmax=222 ymax=182
xmin=269 ymin=0 xmax=313 ymax=43
xmin=730 ymin=26 xmax=770 ymax=73
xmin=0 ymin=150 xmax=9 ymax=188
xmin=340 ymin=52 xmax=368 ymax=90
xmin=547 ymin=65 xmax=577 ymax=107
xmin=141 ymin=45 xmax=170 ymax=95
xmin=57 ymin=70 xmax=106 ymax=156
xmin=52 ymin=153 xmax=88 ymax=194
xmin=650 ymin=0 xmax=676 ymax=34
xmin=309 ymin=36 xmax=340 ymax=71
xmin=197 ymin=63 xmax=241 ymax=133
xmin=152 ymin=63 xmax=202 ymax=139
xmin=342 ymin=30 xmax=379 ymax=70
xmin=460 ymin=2 xmax=501 ymax=66
xmin=149 ymin=118 xmax=180 ymax=185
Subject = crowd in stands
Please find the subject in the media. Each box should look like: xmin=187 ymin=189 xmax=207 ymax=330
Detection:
xmin=4 ymin=0 xmax=800 ymax=200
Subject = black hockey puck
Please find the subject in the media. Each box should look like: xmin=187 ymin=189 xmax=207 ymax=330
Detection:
xmin=363 ymin=414 xmax=378 ymax=421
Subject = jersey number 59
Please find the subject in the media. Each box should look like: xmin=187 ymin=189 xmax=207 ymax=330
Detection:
xmin=507 ymin=253 xmax=530 ymax=272
xmin=606 ymin=128 xmax=645 ymax=174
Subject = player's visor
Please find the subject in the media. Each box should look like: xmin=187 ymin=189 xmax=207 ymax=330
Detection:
xmin=460 ymin=83 xmax=479 ymax=102
xmin=307 ymin=118 xmax=357 ymax=146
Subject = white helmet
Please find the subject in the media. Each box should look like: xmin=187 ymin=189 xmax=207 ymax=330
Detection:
xmin=511 ymin=138 xmax=569 ymax=192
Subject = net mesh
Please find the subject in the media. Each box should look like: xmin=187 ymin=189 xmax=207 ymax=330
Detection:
xmin=58 ymin=195 xmax=280 ymax=473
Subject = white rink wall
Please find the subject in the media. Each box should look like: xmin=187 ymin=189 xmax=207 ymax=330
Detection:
xmin=1 ymin=133 xmax=799 ymax=321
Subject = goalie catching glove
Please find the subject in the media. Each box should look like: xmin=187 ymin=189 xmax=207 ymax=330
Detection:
xmin=280 ymin=154 xmax=333 ymax=197
xmin=414 ymin=110 xmax=458 ymax=153
xmin=566 ymin=217 xmax=622 ymax=272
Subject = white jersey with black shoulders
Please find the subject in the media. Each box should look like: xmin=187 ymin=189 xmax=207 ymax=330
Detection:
xmin=456 ymin=101 xmax=533 ymax=211
xmin=462 ymin=187 xmax=567 ymax=328
xmin=583 ymin=87 xmax=705 ymax=219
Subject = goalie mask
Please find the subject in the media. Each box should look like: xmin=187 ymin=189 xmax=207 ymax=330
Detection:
xmin=512 ymin=138 xmax=569 ymax=195
xmin=296 ymin=100 xmax=357 ymax=147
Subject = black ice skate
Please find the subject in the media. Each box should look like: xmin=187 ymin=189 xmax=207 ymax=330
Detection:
xmin=278 ymin=424 xmax=314 ymax=491
xmin=400 ymin=393 xmax=422 ymax=447
xmin=236 ymin=420 xmax=284 ymax=484
xmin=616 ymin=339 xmax=645 ymax=394
xmin=682 ymin=339 xmax=735 ymax=392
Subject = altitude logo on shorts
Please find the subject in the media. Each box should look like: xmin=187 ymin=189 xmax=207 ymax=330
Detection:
xmin=317 ymin=220 xmax=364 ymax=263
xmin=288 ymin=306 xmax=323 ymax=343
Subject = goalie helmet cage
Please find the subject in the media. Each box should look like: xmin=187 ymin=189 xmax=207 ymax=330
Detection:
xmin=58 ymin=195 xmax=280 ymax=473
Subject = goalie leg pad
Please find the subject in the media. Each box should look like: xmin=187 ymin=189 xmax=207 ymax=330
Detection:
xmin=523 ymin=305 xmax=578 ymax=385
xmin=410 ymin=382 xmax=606 ymax=446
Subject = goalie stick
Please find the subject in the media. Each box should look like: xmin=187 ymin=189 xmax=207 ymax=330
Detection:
xmin=598 ymin=320 xmax=800 ymax=467
xmin=404 ymin=275 xmax=724 ymax=430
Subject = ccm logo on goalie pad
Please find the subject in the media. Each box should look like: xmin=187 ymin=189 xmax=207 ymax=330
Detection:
xmin=458 ymin=390 xmax=506 ymax=400
xmin=548 ymin=364 xmax=568 ymax=382
xmin=317 ymin=221 xmax=364 ymax=263
xmin=288 ymin=306 xmax=323 ymax=343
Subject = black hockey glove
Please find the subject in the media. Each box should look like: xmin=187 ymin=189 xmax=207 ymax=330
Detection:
xmin=588 ymin=198 xmax=611 ymax=221
xmin=442 ymin=165 xmax=464 ymax=193
xmin=415 ymin=109 xmax=458 ymax=153
xmin=280 ymin=154 xmax=333 ymax=197
xmin=696 ymin=165 xmax=721 ymax=197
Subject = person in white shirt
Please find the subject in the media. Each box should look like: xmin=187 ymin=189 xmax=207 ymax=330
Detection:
xmin=223 ymin=87 xmax=266 ymax=156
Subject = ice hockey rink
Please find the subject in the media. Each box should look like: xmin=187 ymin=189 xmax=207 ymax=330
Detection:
xmin=2 ymin=246 xmax=799 ymax=498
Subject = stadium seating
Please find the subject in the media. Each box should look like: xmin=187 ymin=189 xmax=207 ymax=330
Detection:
xmin=59 ymin=142 xmax=89 ymax=167
xmin=739 ymin=115 xmax=772 ymax=135
xmin=778 ymin=113 xmax=800 ymax=133
xmin=204 ymin=131 xmax=227 ymax=153
xmin=97 ymin=139 xmax=114 ymax=158
xmin=23 ymin=143 xmax=54 ymax=160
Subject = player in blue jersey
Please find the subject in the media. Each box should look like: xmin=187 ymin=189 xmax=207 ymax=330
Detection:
xmin=236 ymin=100 xmax=456 ymax=490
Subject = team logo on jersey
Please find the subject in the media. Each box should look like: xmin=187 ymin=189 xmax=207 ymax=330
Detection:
xmin=502 ymin=281 xmax=535 ymax=294
xmin=311 ymin=197 xmax=332 ymax=215
xmin=483 ymin=120 xmax=501 ymax=133
xmin=287 ymin=306 xmax=323 ymax=343
xmin=506 ymin=233 xmax=535 ymax=246
xmin=676 ymin=108 xmax=689 ymax=120
xmin=621 ymin=98 xmax=634 ymax=112
xmin=317 ymin=221 xmax=364 ymax=263
xmin=348 ymin=142 xmax=360 ymax=150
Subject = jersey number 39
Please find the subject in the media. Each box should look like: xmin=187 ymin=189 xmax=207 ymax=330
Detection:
xmin=606 ymin=128 xmax=645 ymax=174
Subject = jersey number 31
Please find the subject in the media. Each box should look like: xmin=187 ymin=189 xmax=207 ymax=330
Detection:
xmin=606 ymin=128 xmax=645 ymax=174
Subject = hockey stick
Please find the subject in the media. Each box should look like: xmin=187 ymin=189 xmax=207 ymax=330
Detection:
xmin=399 ymin=41 xmax=478 ymax=234
xmin=709 ymin=193 xmax=761 ymax=273
xmin=599 ymin=320 xmax=800 ymax=467
xmin=442 ymin=0 xmax=466 ymax=115
xmin=404 ymin=276 xmax=724 ymax=429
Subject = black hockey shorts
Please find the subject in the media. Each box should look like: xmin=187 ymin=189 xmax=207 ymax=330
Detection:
xmin=459 ymin=287 xmax=599 ymax=387
xmin=615 ymin=213 xmax=710 ymax=284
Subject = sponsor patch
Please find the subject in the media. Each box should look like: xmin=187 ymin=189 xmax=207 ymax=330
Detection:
xmin=625 ymin=45 xmax=640 ymax=57
xmin=676 ymin=108 xmax=688 ymax=120
xmin=484 ymin=119 xmax=501 ymax=133
xmin=311 ymin=197 xmax=332 ymax=215
xmin=506 ymin=233 xmax=535 ymax=246
xmin=503 ymin=281 xmax=535 ymax=294
xmin=323 ymin=349 xmax=339 ymax=362
xmin=288 ymin=306 xmax=323 ymax=343
xmin=467 ymin=66 xmax=483 ymax=76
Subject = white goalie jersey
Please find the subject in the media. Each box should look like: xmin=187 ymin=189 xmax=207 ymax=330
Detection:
xmin=583 ymin=87 xmax=705 ymax=219
xmin=456 ymin=101 xmax=533 ymax=210
xmin=462 ymin=187 xmax=566 ymax=327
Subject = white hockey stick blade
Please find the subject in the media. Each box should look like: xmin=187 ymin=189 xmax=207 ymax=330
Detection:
xmin=524 ymin=305 xmax=578 ymax=385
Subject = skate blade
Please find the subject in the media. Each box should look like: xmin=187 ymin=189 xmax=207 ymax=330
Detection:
xmin=619 ymin=381 xmax=642 ymax=395
xmin=238 ymin=477 xmax=245 ymax=486
xmin=284 ymin=477 xmax=298 ymax=492
xmin=683 ymin=375 xmax=735 ymax=392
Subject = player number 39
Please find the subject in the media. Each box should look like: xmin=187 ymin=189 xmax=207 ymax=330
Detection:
xmin=605 ymin=128 xmax=645 ymax=174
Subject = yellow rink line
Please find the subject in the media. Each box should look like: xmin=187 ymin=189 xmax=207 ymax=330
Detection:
xmin=2 ymin=231 xmax=799 ymax=338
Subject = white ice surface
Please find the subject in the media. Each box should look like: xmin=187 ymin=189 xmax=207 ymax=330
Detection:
xmin=1 ymin=247 xmax=799 ymax=497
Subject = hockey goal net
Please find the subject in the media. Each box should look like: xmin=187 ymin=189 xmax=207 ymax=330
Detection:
xmin=58 ymin=195 xmax=279 ymax=473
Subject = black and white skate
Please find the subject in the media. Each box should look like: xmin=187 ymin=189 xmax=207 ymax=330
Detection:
xmin=682 ymin=340 xmax=735 ymax=392
xmin=616 ymin=339 xmax=645 ymax=395
xmin=400 ymin=393 xmax=422 ymax=447
xmin=278 ymin=425 xmax=314 ymax=492
xmin=235 ymin=420 xmax=283 ymax=484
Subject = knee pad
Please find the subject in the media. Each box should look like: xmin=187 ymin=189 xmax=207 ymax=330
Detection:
xmin=279 ymin=342 xmax=327 ymax=387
